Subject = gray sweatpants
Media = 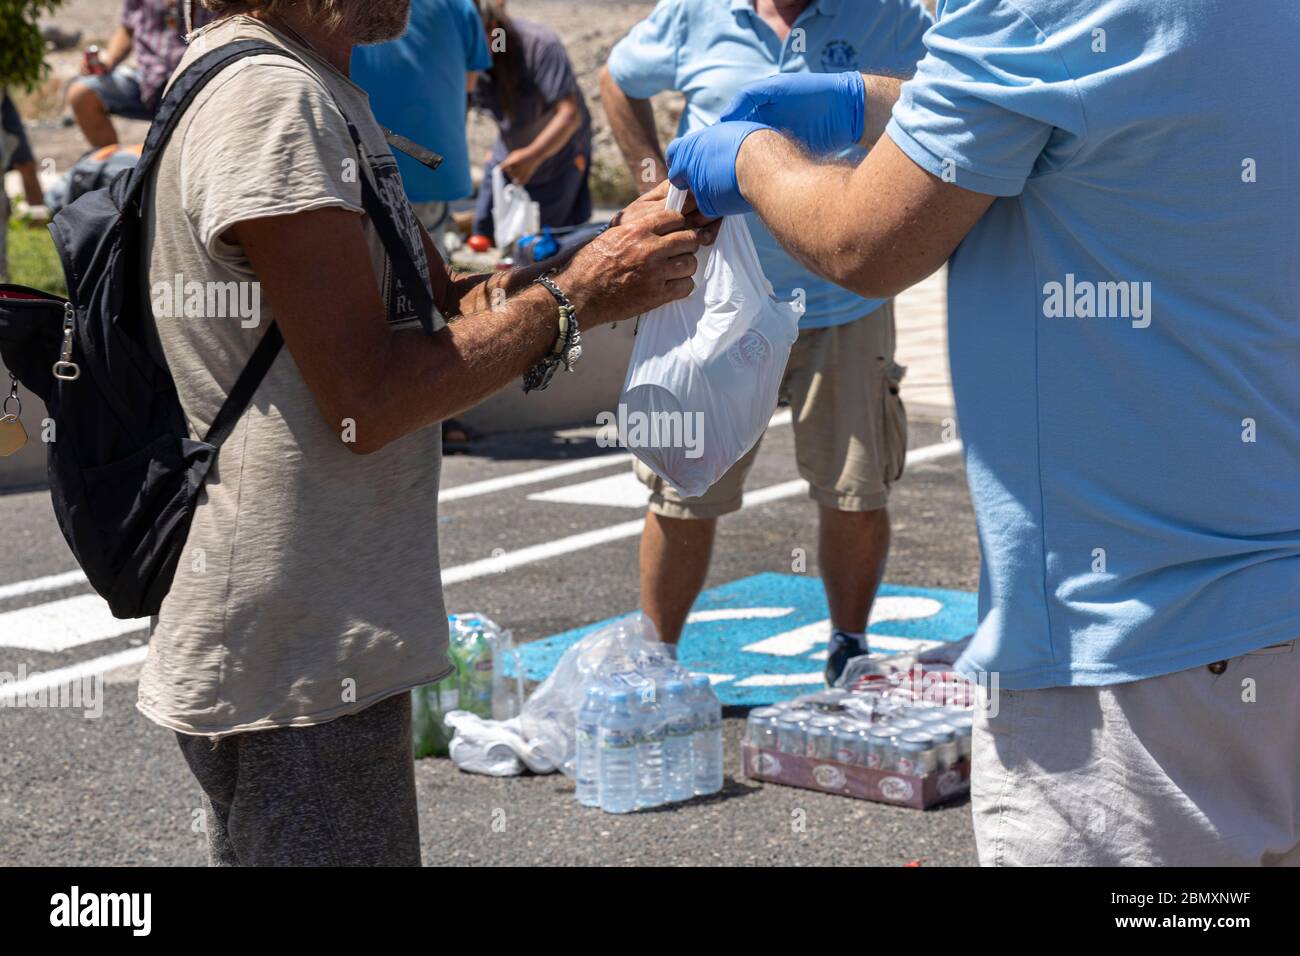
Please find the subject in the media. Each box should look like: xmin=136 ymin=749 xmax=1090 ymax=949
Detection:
xmin=176 ymin=692 xmax=421 ymax=866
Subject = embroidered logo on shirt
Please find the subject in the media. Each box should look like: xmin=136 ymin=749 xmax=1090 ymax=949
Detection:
xmin=820 ymin=40 xmax=858 ymax=72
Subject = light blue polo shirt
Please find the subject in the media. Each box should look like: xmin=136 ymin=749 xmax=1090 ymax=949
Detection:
xmin=609 ymin=0 xmax=932 ymax=329
xmin=351 ymin=0 xmax=493 ymax=203
xmin=886 ymin=0 xmax=1300 ymax=688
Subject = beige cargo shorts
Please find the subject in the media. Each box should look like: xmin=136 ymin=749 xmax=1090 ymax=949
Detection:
xmin=634 ymin=300 xmax=907 ymax=517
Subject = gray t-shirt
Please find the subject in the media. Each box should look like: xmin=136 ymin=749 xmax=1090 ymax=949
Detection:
xmin=472 ymin=16 xmax=592 ymax=185
xmin=137 ymin=16 xmax=451 ymax=736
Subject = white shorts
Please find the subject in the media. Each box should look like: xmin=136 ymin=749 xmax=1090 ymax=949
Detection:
xmin=971 ymin=640 xmax=1300 ymax=866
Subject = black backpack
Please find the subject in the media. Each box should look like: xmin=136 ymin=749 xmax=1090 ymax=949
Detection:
xmin=0 ymin=39 xmax=438 ymax=620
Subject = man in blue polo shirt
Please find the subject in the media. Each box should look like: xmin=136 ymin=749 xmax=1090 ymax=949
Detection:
xmin=601 ymin=0 xmax=932 ymax=681
xmin=664 ymin=0 xmax=1300 ymax=865
xmin=352 ymin=0 xmax=492 ymax=248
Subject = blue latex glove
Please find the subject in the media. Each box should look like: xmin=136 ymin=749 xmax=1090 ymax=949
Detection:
xmin=719 ymin=71 xmax=865 ymax=154
xmin=665 ymin=121 xmax=771 ymax=218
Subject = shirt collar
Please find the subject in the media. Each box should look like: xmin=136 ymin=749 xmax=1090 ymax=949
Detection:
xmin=730 ymin=0 xmax=843 ymax=18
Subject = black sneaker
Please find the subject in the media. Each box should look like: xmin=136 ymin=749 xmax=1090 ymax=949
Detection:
xmin=824 ymin=630 xmax=869 ymax=687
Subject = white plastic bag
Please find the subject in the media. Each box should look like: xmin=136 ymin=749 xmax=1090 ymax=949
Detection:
xmin=515 ymin=613 xmax=682 ymax=779
xmin=619 ymin=186 xmax=799 ymax=498
xmin=491 ymin=165 xmax=540 ymax=249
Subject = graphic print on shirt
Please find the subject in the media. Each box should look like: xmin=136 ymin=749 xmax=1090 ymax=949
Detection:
xmin=365 ymin=149 xmax=435 ymax=327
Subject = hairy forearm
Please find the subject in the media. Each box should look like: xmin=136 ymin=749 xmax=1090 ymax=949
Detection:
xmin=351 ymin=285 xmax=562 ymax=451
xmin=736 ymin=131 xmax=883 ymax=294
xmin=860 ymin=75 xmax=904 ymax=148
xmin=449 ymin=245 xmax=582 ymax=317
xmin=600 ymin=69 xmax=667 ymax=191
xmin=736 ymin=129 xmax=995 ymax=299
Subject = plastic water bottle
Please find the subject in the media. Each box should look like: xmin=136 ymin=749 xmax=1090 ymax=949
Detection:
xmin=660 ymin=680 xmax=696 ymax=803
xmin=575 ymin=686 xmax=606 ymax=808
xmin=687 ymin=674 xmax=724 ymax=795
xmin=598 ymin=690 xmax=639 ymax=813
xmin=635 ymin=690 xmax=666 ymax=809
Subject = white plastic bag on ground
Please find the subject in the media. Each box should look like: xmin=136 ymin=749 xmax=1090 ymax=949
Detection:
xmin=618 ymin=186 xmax=800 ymax=499
xmin=491 ymin=165 xmax=540 ymax=249
xmin=516 ymin=613 xmax=681 ymax=778
xmin=444 ymin=710 xmax=556 ymax=776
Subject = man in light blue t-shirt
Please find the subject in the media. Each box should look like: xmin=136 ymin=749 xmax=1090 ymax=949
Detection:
xmin=664 ymin=0 xmax=1300 ymax=864
xmin=601 ymin=0 xmax=932 ymax=682
xmin=352 ymin=0 xmax=492 ymax=242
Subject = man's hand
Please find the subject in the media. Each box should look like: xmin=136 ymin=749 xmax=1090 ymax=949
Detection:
xmin=719 ymin=71 xmax=865 ymax=154
xmin=665 ymin=121 xmax=771 ymax=218
xmin=498 ymin=147 xmax=543 ymax=186
xmin=557 ymin=206 xmax=713 ymax=323
xmin=610 ymin=180 xmax=722 ymax=243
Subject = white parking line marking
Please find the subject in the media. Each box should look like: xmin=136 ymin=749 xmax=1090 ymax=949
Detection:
xmin=446 ymin=440 xmax=961 ymax=584
xmin=0 ymin=569 xmax=88 ymax=602
xmin=686 ymin=607 xmax=794 ymax=623
xmin=734 ymin=672 xmax=824 ymax=687
xmin=439 ymin=454 xmax=633 ymax=502
xmin=0 ymin=646 xmax=148 ymax=703
xmin=527 ymin=471 xmax=650 ymax=508
xmin=0 ymin=594 xmax=148 ymax=652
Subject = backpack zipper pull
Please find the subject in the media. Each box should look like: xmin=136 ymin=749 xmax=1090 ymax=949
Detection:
xmin=53 ymin=302 xmax=82 ymax=382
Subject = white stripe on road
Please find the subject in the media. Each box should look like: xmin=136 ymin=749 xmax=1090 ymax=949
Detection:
xmin=0 ymin=646 xmax=148 ymax=703
xmin=439 ymin=454 xmax=633 ymax=502
xmin=527 ymin=471 xmax=651 ymax=508
xmin=0 ymin=569 xmax=88 ymax=603
xmin=0 ymin=437 xmax=963 ymax=690
xmin=0 ymin=594 xmax=148 ymax=652
xmin=445 ymin=439 xmax=961 ymax=584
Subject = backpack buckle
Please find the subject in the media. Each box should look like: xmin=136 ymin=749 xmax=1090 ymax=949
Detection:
xmin=53 ymin=303 xmax=81 ymax=382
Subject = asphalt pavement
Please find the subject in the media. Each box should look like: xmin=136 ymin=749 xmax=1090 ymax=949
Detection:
xmin=0 ymin=413 xmax=981 ymax=866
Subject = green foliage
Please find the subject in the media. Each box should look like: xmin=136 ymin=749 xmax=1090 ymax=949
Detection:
xmin=5 ymin=217 xmax=67 ymax=296
xmin=0 ymin=1 xmax=66 ymax=91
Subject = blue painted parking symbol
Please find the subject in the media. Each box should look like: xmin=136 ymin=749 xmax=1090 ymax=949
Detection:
xmin=516 ymin=573 xmax=977 ymax=706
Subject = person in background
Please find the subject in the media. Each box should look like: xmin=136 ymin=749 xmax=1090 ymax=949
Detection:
xmin=67 ymin=0 xmax=214 ymax=148
xmin=469 ymin=0 xmax=592 ymax=245
xmin=351 ymin=0 xmax=492 ymax=254
xmin=601 ymin=0 xmax=932 ymax=681
xmin=666 ymin=0 xmax=1300 ymax=866
xmin=2 ymin=92 xmax=47 ymax=210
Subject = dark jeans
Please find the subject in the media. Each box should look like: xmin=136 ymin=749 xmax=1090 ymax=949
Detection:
xmin=176 ymin=692 xmax=421 ymax=866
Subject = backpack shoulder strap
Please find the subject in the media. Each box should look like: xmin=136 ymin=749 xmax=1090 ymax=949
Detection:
xmin=202 ymin=323 xmax=283 ymax=448
xmin=125 ymin=39 xmax=289 ymax=209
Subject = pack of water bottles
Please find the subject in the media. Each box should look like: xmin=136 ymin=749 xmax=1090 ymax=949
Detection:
xmin=573 ymin=667 xmax=724 ymax=814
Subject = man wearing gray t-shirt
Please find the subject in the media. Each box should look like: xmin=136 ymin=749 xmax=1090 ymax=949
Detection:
xmin=143 ymin=0 xmax=715 ymax=865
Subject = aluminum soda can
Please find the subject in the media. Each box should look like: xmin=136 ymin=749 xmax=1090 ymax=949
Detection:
xmin=805 ymin=716 xmax=839 ymax=760
xmin=890 ymin=717 xmax=925 ymax=734
xmin=865 ymin=726 xmax=897 ymax=770
xmin=777 ymin=709 xmax=814 ymax=754
xmin=747 ymin=707 xmax=782 ymax=749
xmin=896 ymin=731 xmax=938 ymax=776
xmin=925 ymin=722 xmax=960 ymax=769
xmin=84 ymin=46 xmax=107 ymax=76
xmin=949 ymin=715 xmax=974 ymax=757
xmin=832 ymin=719 xmax=864 ymax=764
